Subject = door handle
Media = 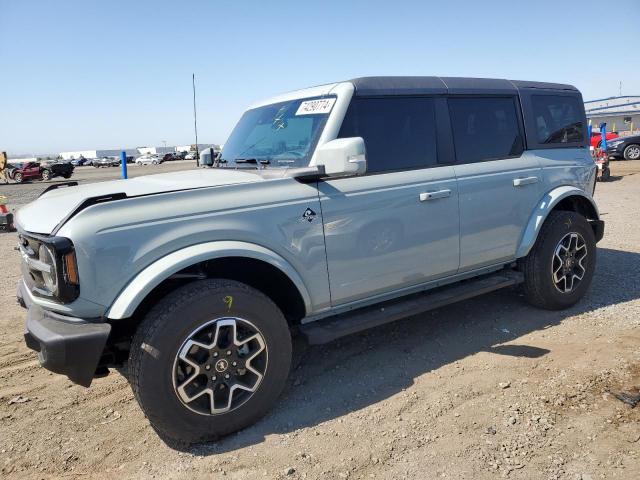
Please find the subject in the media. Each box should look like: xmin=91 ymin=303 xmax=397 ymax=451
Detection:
xmin=419 ymin=189 xmax=451 ymax=201
xmin=513 ymin=176 xmax=539 ymax=187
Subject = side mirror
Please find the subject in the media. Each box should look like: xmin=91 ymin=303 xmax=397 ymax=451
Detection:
xmin=314 ymin=137 xmax=367 ymax=177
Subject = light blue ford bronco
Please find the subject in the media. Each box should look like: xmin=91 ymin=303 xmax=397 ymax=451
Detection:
xmin=16 ymin=77 xmax=604 ymax=443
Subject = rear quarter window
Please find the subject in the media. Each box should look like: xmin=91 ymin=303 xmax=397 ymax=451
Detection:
xmin=531 ymin=95 xmax=584 ymax=144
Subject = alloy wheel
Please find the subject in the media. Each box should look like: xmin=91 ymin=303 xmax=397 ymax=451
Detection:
xmin=551 ymin=232 xmax=588 ymax=293
xmin=172 ymin=317 xmax=267 ymax=415
xmin=626 ymin=145 xmax=640 ymax=160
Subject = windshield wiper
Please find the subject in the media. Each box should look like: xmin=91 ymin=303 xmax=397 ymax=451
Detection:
xmin=234 ymin=158 xmax=270 ymax=165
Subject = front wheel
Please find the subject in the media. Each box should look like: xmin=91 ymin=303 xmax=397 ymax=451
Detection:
xmin=41 ymin=169 xmax=51 ymax=181
xmin=14 ymin=172 xmax=23 ymax=183
xmin=128 ymin=279 xmax=292 ymax=444
xmin=521 ymin=211 xmax=596 ymax=310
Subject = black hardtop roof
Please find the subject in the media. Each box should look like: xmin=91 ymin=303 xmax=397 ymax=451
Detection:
xmin=348 ymin=76 xmax=578 ymax=96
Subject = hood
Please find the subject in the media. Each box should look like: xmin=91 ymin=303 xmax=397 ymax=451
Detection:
xmin=16 ymin=168 xmax=264 ymax=234
xmin=611 ymin=134 xmax=640 ymax=143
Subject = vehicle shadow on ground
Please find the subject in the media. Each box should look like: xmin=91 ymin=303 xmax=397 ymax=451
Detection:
xmin=604 ymin=175 xmax=624 ymax=183
xmin=181 ymin=247 xmax=640 ymax=454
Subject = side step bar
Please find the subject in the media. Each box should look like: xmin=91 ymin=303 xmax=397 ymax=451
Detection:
xmin=300 ymin=270 xmax=524 ymax=345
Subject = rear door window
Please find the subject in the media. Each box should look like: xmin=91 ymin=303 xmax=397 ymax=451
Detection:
xmin=531 ymin=95 xmax=584 ymax=144
xmin=448 ymin=97 xmax=524 ymax=163
xmin=338 ymin=97 xmax=437 ymax=173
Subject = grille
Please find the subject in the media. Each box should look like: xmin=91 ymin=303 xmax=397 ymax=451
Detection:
xmin=18 ymin=235 xmax=52 ymax=297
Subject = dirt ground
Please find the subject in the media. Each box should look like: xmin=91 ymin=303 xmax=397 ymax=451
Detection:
xmin=1 ymin=162 xmax=639 ymax=480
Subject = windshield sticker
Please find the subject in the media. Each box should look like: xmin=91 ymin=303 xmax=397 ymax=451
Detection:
xmin=272 ymin=105 xmax=288 ymax=130
xmin=295 ymin=98 xmax=336 ymax=116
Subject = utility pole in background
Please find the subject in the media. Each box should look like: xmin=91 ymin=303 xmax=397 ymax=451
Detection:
xmin=192 ymin=73 xmax=199 ymax=167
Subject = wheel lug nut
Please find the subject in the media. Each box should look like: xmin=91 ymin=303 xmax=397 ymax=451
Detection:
xmin=226 ymin=350 xmax=231 ymax=356
xmin=224 ymin=374 xmax=230 ymax=379
xmin=212 ymin=376 xmax=217 ymax=381
xmin=213 ymin=352 xmax=218 ymax=357
xmin=232 ymin=361 xmax=237 ymax=366
xmin=205 ymin=365 xmax=211 ymax=370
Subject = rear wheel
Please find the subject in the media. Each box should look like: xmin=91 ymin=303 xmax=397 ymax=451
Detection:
xmin=129 ymin=279 xmax=292 ymax=444
xmin=623 ymin=144 xmax=640 ymax=160
xmin=14 ymin=172 xmax=23 ymax=183
xmin=521 ymin=211 xmax=596 ymax=310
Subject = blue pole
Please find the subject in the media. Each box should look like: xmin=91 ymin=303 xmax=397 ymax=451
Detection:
xmin=599 ymin=123 xmax=608 ymax=151
xmin=121 ymin=151 xmax=128 ymax=179
xmin=587 ymin=124 xmax=592 ymax=142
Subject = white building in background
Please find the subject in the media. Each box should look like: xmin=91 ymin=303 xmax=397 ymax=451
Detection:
xmin=175 ymin=144 xmax=220 ymax=153
xmin=136 ymin=146 xmax=175 ymax=156
xmin=585 ymin=96 xmax=640 ymax=134
xmin=58 ymin=144 xmax=220 ymax=161
xmin=60 ymin=149 xmax=138 ymax=160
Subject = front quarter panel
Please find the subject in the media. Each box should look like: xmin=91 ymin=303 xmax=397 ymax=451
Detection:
xmin=57 ymin=178 xmax=329 ymax=318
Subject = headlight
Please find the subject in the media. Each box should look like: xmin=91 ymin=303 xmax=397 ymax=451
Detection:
xmin=38 ymin=244 xmax=58 ymax=294
xmin=21 ymin=235 xmax=80 ymax=303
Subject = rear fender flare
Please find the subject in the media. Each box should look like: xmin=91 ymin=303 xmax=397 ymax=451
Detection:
xmin=516 ymin=186 xmax=599 ymax=258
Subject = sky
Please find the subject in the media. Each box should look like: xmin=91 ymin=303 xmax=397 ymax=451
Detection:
xmin=1 ymin=0 xmax=639 ymax=155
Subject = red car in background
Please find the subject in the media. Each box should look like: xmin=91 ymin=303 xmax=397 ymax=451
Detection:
xmin=7 ymin=161 xmax=74 ymax=183
xmin=590 ymin=131 xmax=619 ymax=148
xmin=7 ymin=162 xmax=41 ymax=183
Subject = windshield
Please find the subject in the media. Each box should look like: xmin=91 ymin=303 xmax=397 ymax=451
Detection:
xmin=220 ymin=96 xmax=336 ymax=168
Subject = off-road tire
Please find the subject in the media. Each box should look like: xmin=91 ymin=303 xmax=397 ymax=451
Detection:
xmin=522 ymin=211 xmax=596 ymax=310
xmin=129 ymin=279 xmax=291 ymax=445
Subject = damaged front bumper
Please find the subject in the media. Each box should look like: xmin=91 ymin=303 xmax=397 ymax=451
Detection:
xmin=17 ymin=280 xmax=110 ymax=387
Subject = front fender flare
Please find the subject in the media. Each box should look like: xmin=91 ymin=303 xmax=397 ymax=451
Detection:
xmin=106 ymin=241 xmax=312 ymax=319
xmin=516 ymin=186 xmax=599 ymax=259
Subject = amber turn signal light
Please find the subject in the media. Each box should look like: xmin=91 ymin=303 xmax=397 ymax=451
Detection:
xmin=63 ymin=251 xmax=79 ymax=285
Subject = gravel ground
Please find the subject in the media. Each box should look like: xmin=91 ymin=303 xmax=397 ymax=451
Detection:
xmin=0 ymin=161 xmax=639 ymax=479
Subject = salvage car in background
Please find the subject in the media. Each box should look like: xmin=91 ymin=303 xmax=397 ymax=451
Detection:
xmin=8 ymin=161 xmax=73 ymax=182
xmin=71 ymin=157 xmax=91 ymax=166
xmin=41 ymin=162 xmax=74 ymax=180
xmin=135 ymin=154 xmax=161 ymax=165
xmin=606 ymin=134 xmax=640 ymax=160
xmin=93 ymin=156 xmax=119 ymax=168
xmin=162 ymin=152 xmax=186 ymax=162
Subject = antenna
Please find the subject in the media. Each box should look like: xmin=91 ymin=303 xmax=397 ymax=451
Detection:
xmin=192 ymin=73 xmax=199 ymax=166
